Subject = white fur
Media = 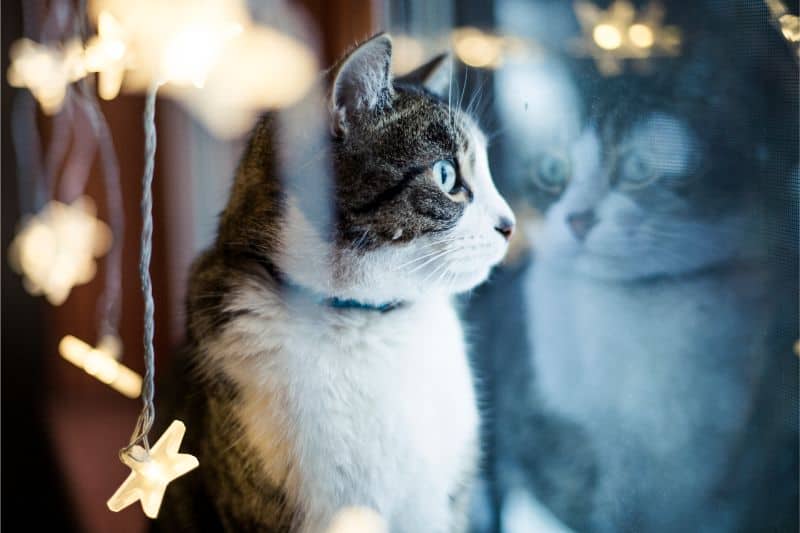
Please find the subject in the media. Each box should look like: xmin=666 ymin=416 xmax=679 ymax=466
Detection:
xmin=205 ymin=288 xmax=478 ymax=533
xmin=202 ymin=120 xmax=512 ymax=531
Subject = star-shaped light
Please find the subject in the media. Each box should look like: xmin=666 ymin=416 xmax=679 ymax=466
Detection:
xmin=8 ymin=197 xmax=112 ymax=305
xmin=171 ymin=24 xmax=317 ymax=138
xmin=107 ymin=420 xmax=199 ymax=518
xmin=59 ymin=335 xmax=142 ymax=398
xmin=765 ymin=0 xmax=800 ymax=57
xmin=92 ymin=0 xmax=318 ymax=137
xmin=572 ymin=0 xmax=680 ymax=76
xmin=7 ymin=38 xmax=86 ymax=114
xmin=83 ymin=11 xmax=129 ymax=100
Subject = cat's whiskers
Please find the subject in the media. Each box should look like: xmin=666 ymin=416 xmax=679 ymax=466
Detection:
xmin=635 ymin=224 xmax=735 ymax=254
xmin=447 ymin=58 xmax=454 ymax=127
xmin=457 ymin=66 xmax=469 ymax=113
xmin=391 ymin=237 xmax=465 ymax=270
xmin=421 ymin=258 xmax=451 ymax=286
xmin=445 ymin=270 xmax=458 ymax=293
xmin=465 ymin=74 xmax=488 ymax=118
xmin=349 ymin=229 xmax=371 ymax=251
xmin=405 ymin=246 xmax=459 ymax=274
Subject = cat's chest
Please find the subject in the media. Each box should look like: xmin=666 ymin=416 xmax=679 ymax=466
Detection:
xmin=215 ymin=294 xmax=478 ymax=528
xmin=525 ymin=263 xmax=765 ymax=446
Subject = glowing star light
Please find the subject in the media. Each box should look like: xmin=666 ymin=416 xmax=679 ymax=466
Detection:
xmin=59 ymin=335 xmax=142 ymax=398
xmin=765 ymin=0 xmax=800 ymax=57
xmin=572 ymin=0 xmax=680 ymax=76
xmin=83 ymin=11 xmax=129 ymax=100
xmin=8 ymin=197 xmax=112 ymax=305
xmin=107 ymin=420 xmax=199 ymax=518
xmin=91 ymin=0 xmax=317 ymax=137
xmin=452 ymin=27 xmax=531 ymax=69
xmin=7 ymin=38 xmax=86 ymax=114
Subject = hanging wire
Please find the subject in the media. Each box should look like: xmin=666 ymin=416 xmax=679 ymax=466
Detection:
xmin=75 ymin=0 xmax=124 ymax=339
xmin=41 ymin=91 xmax=75 ymax=205
xmin=11 ymin=92 xmax=46 ymax=215
xmin=13 ymin=0 xmax=124 ymax=345
xmin=76 ymin=77 xmax=125 ymax=340
xmin=58 ymin=96 xmax=98 ymax=201
xmin=123 ymin=84 xmax=159 ymax=456
xmin=11 ymin=0 xmax=43 ymax=213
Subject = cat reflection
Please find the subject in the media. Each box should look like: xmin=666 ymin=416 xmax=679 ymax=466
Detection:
xmin=531 ymin=113 xmax=751 ymax=280
xmin=494 ymin=43 xmax=796 ymax=533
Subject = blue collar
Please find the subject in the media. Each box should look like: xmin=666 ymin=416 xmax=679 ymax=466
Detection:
xmin=243 ymin=251 xmax=404 ymax=313
xmin=325 ymin=296 xmax=403 ymax=313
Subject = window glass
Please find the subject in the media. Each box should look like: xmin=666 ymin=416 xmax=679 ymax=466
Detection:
xmin=387 ymin=1 xmax=799 ymax=531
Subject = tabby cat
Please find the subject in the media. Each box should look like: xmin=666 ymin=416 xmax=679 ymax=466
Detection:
xmin=154 ymin=34 xmax=515 ymax=533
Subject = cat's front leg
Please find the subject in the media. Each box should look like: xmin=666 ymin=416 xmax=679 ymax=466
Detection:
xmin=448 ymin=479 xmax=474 ymax=533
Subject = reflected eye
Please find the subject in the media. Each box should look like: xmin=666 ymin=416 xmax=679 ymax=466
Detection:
xmin=619 ymin=152 xmax=660 ymax=189
xmin=532 ymin=152 xmax=570 ymax=193
xmin=433 ymin=160 xmax=458 ymax=194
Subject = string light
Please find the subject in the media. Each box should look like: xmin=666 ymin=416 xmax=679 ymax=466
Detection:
xmin=593 ymin=24 xmax=623 ymax=50
xmin=326 ymin=507 xmax=388 ymax=533
xmin=161 ymin=22 xmax=244 ymax=88
xmin=59 ymin=335 xmax=142 ymax=398
xmin=92 ymin=0 xmax=317 ymax=137
xmin=451 ymin=27 xmax=531 ymax=69
xmin=106 ymin=82 xmax=199 ymax=520
xmin=83 ymin=11 xmax=129 ymax=100
xmin=7 ymin=38 xmax=86 ymax=115
xmin=779 ymin=15 xmax=800 ymax=43
xmin=628 ymin=23 xmax=655 ymax=48
xmin=8 ymin=0 xmax=317 ymax=138
xmin=453 ymin=27 xmax=505 ymax=68
xmin=8 ymin=196 xmax=112 ymax=305
xmin=392 ymin=35 xmax=426 ymax=75
xmin=170 ymin=25 xmax=317 ymax=138
xmin=765 ymin=0 xmax=800 ymax=56
xmin=107 ymin=420 xmax=199 ymax=518
xmin=573 ymin=0 xmax=680 ymax=76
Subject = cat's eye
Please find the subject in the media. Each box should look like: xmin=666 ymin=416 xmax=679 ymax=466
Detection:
xmin=433 ymin=160 xmax=458 ymax=194
xmin=618 ymin=152 xmax=661 ymax=190
xmin=532 ymin=153 xmax=571 ymax=193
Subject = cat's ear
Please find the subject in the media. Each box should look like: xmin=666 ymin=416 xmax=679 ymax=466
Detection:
xmin=330 ymin=33 xmax=394 ymax=133
xmin=395 ymin=53 xmax=453 ymax=99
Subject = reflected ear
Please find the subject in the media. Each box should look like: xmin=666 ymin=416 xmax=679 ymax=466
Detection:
xmin=331 ymin=33 xmax=393 ymax=132
xmin=395 ymin=53 xmax=453 ymax=99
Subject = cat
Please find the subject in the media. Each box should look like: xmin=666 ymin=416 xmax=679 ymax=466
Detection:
xmin=487 ymin=2 xmax=798 ymax=532
xmin=153 ymin=33 xmax=515 ymax=533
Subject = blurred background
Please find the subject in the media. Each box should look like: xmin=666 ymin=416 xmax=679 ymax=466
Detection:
xmin=2 ymin=0 xmax=797 ymax=532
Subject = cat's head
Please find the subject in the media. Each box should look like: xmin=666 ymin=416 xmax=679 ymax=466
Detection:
xmin=497 ymin=12 xmax=779 ymax=281
xmin=222 ymin=34 xmax=514 ymax=303
xmin=523 ymin=111 xmax=755 ymax=281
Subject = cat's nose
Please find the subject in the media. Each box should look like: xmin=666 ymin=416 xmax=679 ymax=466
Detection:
xmin=567 ymin=209 xmax=597 ymax=241
xmin=494 ymin=216 xmax=515 ymax=241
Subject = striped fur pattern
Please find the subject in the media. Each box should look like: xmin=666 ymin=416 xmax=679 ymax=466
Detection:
xmin=154 ymin=33 xmax=515 ymax=533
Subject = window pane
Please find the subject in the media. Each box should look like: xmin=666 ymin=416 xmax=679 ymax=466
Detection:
xmin=387 ymin=1 xmax=799 ymax=531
